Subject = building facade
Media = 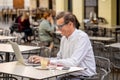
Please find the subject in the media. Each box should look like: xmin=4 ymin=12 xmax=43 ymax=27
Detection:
xmin=30 ymin=0 xmax=117 ymax=28
xmin=0 ymin=0 xmax=118 ymax=28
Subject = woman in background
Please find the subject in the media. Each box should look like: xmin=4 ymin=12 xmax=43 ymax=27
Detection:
xmin=19 ymin=12 xmax=33 ymax=42
xmin=38 ymin=9 xmax=55 ymax=57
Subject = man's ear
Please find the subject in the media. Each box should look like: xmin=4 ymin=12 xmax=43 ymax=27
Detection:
xmin=68 ymin=22 xmax=73 ymax=26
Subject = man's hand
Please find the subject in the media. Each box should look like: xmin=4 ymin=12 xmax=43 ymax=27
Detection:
xmin=28 ymin=55 xmax=42 ymax=63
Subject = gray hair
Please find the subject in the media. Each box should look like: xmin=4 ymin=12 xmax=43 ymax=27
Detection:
xmin=56 ymin=11 xmax=75 ymax=25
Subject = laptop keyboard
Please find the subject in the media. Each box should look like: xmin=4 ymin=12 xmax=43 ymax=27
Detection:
xmin=24 ymin=59 xmax=40 ymax=66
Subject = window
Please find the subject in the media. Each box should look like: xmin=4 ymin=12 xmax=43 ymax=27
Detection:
xmin=84 ymin=0 xmax=98 ymax=19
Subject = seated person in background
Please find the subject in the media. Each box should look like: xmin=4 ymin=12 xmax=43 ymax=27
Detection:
xmin=89 ymin=9 xmax=99 ymax=36
xmin=89 ymin=9 xmax=98 ymax=24
xmin=19 ymin=12 xmax=33 ymax=42
xmin=38 ymin=9 xmax=55 ymax=56
xmin=29 ymin=11 xmax=96 ymax=79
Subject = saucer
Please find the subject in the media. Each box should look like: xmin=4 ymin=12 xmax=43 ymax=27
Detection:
xmin=35 ymin=66 xmax=49 ymax=70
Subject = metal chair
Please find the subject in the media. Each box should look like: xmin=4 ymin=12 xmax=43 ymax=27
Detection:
xmin=108 ymin=46 xmax=120 ymax=80
xmin=0 ymin=77 xmax=18 ymax=80
xmin=9 ymin=23 xmax=20 ymax=34
xmin=92 ymin=41 xmax=108 ymax=58
xmin=31 ymin=40 xmax=59 ymax=58
xmin=64 ymin=56 xmax=111 ymax=80
xmin=94 ymin=56 xmax=111 ymax=80
xmin=0 ymin=73 xmax=18 ymax=80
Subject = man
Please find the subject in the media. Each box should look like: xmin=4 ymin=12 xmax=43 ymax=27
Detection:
xmin=29 ymin=11 xmax=96 ymax=79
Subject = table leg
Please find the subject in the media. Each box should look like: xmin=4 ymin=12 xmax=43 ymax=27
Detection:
xmin=115 ymin=32 xmax=118 ymax=42
xmin=5 ymin=52 xmax=10 ymax=62
xmin=103 ymin=28 xmax=106 ymax=36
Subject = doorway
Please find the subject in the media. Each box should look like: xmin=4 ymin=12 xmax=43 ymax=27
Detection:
xmin=13 ymin=0 xmax=24 ymax=9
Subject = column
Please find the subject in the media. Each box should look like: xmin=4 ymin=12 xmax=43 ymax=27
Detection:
xmin=56 ymin=0 xmax=68 ymax=13
xmin=73 ymin=0 xmax=84 ymax=29
xmin=39 ymin=0 xmax=49 ymax=8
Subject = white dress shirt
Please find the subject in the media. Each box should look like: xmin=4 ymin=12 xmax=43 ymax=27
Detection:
xmin=50 ymin=29 xmax=96 ymax=76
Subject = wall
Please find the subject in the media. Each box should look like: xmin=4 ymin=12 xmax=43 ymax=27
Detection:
xmin=99 ymin=0 xmax=116 ymax=26
xmin=0 ymin=0 xmax=13 ymax=10
xmin=56 ymin=0 xmax=68 ymax=13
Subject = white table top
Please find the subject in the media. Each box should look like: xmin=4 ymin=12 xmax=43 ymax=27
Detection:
xmin=0 ymin=61 xmax=85 ymax=79
xmin=0 ymin=43 xmax=40 ymax=53
xmin=102 ymin=25 xmax=120 ymax=29
xmin=0 ymin=35 xmax=17 ymax=40
xmin=0 ymin=43 xmax=41 ymax=62
xmin=89 ymin=36 xmax=114 ymax=41
xmin=107 ymin=43 xmax=120 ymax=48
xmin=91 ymin=24 xmax=120 ymax=29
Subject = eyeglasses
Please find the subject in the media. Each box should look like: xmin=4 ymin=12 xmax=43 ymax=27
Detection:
xmin=57 ymin=23 xmax=66 ymax=29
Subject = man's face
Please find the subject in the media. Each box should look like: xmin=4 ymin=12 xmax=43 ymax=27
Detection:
xmin=56 ymin=18 xmax=70 ymax=37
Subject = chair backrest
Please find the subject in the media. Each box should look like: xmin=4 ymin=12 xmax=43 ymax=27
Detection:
xmin=92 ymin=41 xmax=107 ymax=57
xmin=95 ymin=56 xmax=111 ymax=80
xmin=10 ymin=23 xmax=20 ymax=32
xmin=92 ymin=41 xmax=105 ymax=50
xmin=0 ymin=77 xmax=17 ymax=80
xmin=109 ymin=46 xmax=120 ymax=67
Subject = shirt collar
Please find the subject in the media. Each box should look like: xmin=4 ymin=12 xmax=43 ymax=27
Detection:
xmin=67 ymin=29 xmax=77 ymax=40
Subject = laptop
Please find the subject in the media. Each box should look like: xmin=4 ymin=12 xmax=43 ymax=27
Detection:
xmin=9 ymin=40 xmax=40 ymax=66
